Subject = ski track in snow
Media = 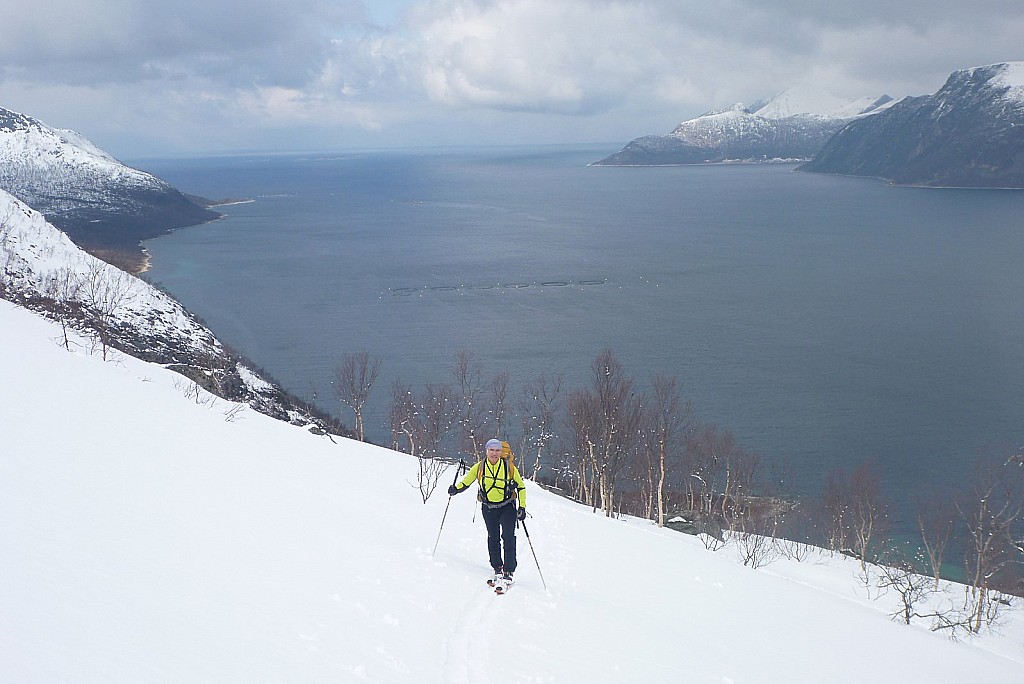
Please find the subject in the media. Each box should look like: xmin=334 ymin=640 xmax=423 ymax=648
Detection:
xmin=441 ymin=583 xmax=494 ymax=683
xmin=437 ymin=503 xmax=564 ymax=683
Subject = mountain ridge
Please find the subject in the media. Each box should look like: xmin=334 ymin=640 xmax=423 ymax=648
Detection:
xmin=592 ymin=90 xmax=893 ymax=166
xmin=798 ymin=62 xmax=1024 ymax=188
xmin=0 ymin=106 xmax=221 ymax=272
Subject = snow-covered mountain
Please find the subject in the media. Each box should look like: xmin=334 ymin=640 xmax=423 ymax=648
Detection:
xmin=0 ymin=188 xmax=338 ymax=427
xmin=0 ymin=106 xmax=219 ymax=271
xmin=592 ymin=90 xmax=892 ymax=165
xmin=747 ymin=88 xmax=891 ymax=120
xmin=3 ymin=297 xmax=1023 ymax=683
xmin=800 ymin=62 xmax=1024 ymax=188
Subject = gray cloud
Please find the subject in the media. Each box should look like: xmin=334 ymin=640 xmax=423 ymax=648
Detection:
xmin=1 ymin=0 xmax=1022 ymax=155
xmin=0 ymin=0 xmax=363 ymax=86
xmin=398 ymin=0 xmax=1024 ymax=113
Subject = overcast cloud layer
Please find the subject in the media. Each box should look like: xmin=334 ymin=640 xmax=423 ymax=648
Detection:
xmin=1 ymin=0 xmax=1022 ymax=156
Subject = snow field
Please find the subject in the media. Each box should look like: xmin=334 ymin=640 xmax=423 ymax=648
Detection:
xmin=2 ymin=298 xmax=1023 ymax=683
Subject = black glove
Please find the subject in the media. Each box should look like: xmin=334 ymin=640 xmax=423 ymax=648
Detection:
xmin=448 ymin=484 xmax=460 ymax=496
xmin=517 ymin=507 xmax=527 ymax=521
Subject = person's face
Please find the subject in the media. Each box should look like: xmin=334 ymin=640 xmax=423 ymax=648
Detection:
xmin=486 ymin=447 xmax=502 ymax=462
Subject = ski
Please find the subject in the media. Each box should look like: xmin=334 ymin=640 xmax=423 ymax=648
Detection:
xmin=486 ymin=570 xmax=513 ymax=593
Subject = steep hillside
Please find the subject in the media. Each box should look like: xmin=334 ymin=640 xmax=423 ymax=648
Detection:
xmin=799 ymin=63 xmax=1024 ymax=187
xmin=0 ymin=188 xmax=341 ymax=427
xmin=0 ymin=106 xmax=220 ymax=271
xmin=2 ymin=298 xmax=1023 ymax=682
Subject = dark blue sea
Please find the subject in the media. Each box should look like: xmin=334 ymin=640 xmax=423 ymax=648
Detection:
xmin=136 ymin=145 xmax=1024 ymax=527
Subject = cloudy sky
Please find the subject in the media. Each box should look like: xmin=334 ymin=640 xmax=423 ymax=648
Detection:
xmin=1 ymin=0 xmax=1022 ymax=158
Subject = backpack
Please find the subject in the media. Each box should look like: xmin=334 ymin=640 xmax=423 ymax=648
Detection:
xmin=476 ymin=441 xmax=520 ymax=506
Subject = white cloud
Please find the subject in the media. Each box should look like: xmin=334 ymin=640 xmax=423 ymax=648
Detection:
xmin=407 ymin=0 xmax=695 ymax=113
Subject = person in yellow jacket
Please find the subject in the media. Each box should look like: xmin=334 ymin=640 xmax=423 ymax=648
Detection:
xmin=448 ymin=438 xmax=526 ymax=583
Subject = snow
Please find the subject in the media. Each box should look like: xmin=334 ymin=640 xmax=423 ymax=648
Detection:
xmin=0 ymin=188 xmax=221 ymax=360
xmin=671 ymin=108 xmax=775 ymax=147
xmin=0 ymin=106 xmax=177 ymax=220
xmin=2 ymin=297 xmax=1023 ymax=683
xmin=665 ymin=90 xmax=891 ymax=152
xmin=237 ymin=363 xmax=276 ymax=392
xmin=0 ymin=106 xmax=151 ymax=185
xmin=991 ymin=61 xmax=1024 ymax=103
xmin=949 ymin=62 xmax=1024 ymax=106
xmin=750 ymin=87 xmax=872 ymax=120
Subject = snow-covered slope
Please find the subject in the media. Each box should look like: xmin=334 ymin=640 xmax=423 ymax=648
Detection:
xmin=593 ymin=91 xmax=892 ymax=165
xmin=0 ymin=106 xmax=218 ymax=268
xmin=748 ymin=88 xmax=893 ymax=120
xmin=2 ymin=299 xmax=1022 ymax=683
xmin=1 ymin=187 xmax=221 ymax=362
xmin=990 ymin=61 xmax=1024 ymax=100
xmin=0 ymin=188 xmax=329 ymax=424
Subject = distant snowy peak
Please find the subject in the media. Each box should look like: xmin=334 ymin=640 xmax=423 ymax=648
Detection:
xmin=992 ymin=61 xmax=1024 ymax=94
xmin=696 ymin=103 xmax=748 ymax=118
xmin=954 ymin=61 xmax=1024 ymax=103
xmin=668 ymin=109 xmax=778 ymax=149
xmin=684 ymin=91 xmax=893 ymax=126
xmin=594 ymin=88 xmax=891 ymax=165
xmin=746 ymin=88 xmax=892 ymax=120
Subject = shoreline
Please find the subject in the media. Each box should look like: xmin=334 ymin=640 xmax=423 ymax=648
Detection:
xmin=208 ymin=198 xmax=255 ymax=208
xmin=135 ymin=207 xmax=237 ymax=275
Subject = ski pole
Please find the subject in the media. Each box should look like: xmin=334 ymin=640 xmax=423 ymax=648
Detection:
xmin=431 ymin=459 xmax=466 ymax=557
xmin=521 ymin=520 xmax=548 ymax=590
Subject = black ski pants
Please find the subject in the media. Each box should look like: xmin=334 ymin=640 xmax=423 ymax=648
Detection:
xmin=482 ymin=501 xmax=518 ymax=574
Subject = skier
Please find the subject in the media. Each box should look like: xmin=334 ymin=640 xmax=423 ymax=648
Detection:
xmin=448 ymin=438 xmax=527 ymax=588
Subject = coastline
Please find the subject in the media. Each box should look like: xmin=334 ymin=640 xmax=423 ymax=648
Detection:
xmin=134 ymin=205 xmax=238 ymax=275
xmin=208 ymin=198 xmax=255 ymax=208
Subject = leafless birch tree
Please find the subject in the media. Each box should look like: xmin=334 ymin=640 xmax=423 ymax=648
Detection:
xmin=848 ymin=459 xmax=890 ymax=572
xmin=821 ymin=467 xmax=853 ymax=555
xmin=389 ymin=380 xmax=456 ymax=503
xmin=649 ymin=374 xmax=691 ymax=527
xmin=586 ymin=349 xmax=644 ymax=517
xmin=79 ymin=260 xmax=135 ymax=360
xmin=452 ymin=350 xmax=487 ymax=458
xmin=488 ymin=370 xmax=510 ymax=439
xmin=43 ymin=267 xmax=82 ymax=350
xmin=519 ymin=372 xmax=563 ymax=479
xmin=915 ymin=492 xmax=956 ymax=590
xmin=566 ymin=387 xmax=599 ymax=507
xmin=956 ymin=458 xmax=1024 ymax=632
xmin=334 ymin=350 xmax=382 ymax=441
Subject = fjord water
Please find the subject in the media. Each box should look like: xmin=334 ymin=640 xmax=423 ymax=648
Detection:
xmin=139 ymin=146 xmax=1024 ymax=517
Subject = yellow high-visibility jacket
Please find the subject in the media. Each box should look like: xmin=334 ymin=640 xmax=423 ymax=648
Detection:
xmin=455 ymin=458 xmax=526 ymax=508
